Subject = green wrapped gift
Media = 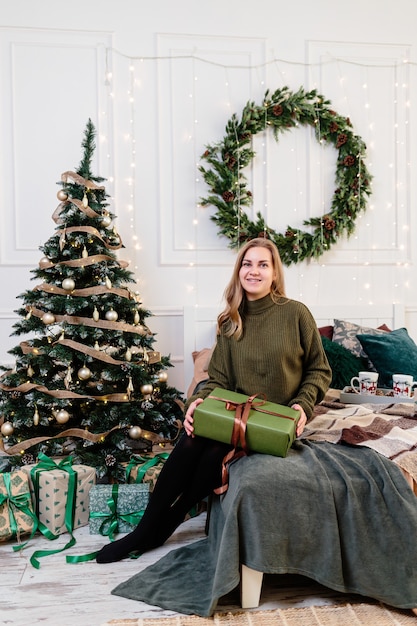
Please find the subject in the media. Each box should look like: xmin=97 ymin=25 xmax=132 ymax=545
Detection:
xmin=89 ymin=483 xmax=149 ymax=539
xmin=193 ymin=388 xmax=300 ymax=457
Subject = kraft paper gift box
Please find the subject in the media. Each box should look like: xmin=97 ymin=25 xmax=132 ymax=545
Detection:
xmin=21 ymin=455 xmax=96 ymax=538
xmin=89 ymin=483 xmax=149 ymax=538
xmin=124 ymin=452 xmax=170 ymax=491
xmin=193 ymin=388 xmax=300 ymax=457
xmin=0 ymin=470 xmax=37 ymax=542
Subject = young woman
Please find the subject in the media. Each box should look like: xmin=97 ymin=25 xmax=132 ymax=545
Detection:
xmin=96 ymin=237 xmax=332 ymax=564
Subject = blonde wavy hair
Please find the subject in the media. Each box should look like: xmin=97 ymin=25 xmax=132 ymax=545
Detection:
xmin=217 ymin=237 xmax=287 ymax=339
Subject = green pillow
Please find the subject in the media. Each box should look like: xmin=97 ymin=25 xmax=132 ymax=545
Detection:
xmin=321 ymin=336 xmax=368 ymax=390
xmin=357 ymin=327 xmax=417 ymax=388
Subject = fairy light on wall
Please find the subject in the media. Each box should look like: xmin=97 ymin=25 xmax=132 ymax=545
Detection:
xmin=128 ymin=63 xmax=137 ymax=258
xmin=103 ymin=46 xmax=417 ymax=313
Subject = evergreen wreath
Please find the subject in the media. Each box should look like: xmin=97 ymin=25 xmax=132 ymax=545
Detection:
xmin=199 ymin=86 xmax=372 ymax=266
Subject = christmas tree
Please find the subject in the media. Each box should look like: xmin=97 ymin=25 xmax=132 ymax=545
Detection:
xmin=0 ymin=120 xmax=184 ymax=481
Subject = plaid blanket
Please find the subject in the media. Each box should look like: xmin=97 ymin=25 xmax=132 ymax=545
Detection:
xmin=302 ymin=389 xmax=417 ymax=485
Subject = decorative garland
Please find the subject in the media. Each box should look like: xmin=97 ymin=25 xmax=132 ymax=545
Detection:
xmin=199 ymin=86 xmax=372 ymax=266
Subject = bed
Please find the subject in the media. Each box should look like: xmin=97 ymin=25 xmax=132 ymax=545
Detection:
xmin=112 ymin=301 xmax=417 ymax=616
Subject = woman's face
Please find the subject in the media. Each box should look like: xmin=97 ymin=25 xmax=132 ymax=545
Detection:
xmin=239 ymin=246 xmax=276 ymax=301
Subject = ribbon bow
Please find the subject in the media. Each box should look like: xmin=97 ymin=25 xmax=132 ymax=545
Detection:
xmin=125 ymin=452 xmax=169 ymax=484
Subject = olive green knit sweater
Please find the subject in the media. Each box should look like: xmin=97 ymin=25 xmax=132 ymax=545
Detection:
xmin=188 ymin=295 xmax=332 ymax=419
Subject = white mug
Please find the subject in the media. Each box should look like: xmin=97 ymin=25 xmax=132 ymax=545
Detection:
xmin=392 ymin=374 xmax=417 ymax=398
xmin=350 ymin=371 xmax=379 ymax=395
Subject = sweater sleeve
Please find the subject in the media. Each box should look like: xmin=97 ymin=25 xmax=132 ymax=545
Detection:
xmin=183 ymin=334 xmax=232 ymax=412
xmin=288 ymin=306 xmax=332 ymax=418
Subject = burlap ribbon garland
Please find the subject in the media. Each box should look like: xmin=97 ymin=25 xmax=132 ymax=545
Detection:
xmin=58 ymin=225 xmax=122 ymax=251
xmin=60 ymin=171 xmax=105 ymax=190
xmin=0 ymin=424 xmax=122 ymax=456
xmin=53 ymin=198 xmax=99 ymax=223
xmin=18 ymin=338 xmax=160 ymax=367
xmin=27 ymin=306 xmax=151 ymax=336
xmin=38 ymin=254 xmax=129 ymax=270
xmin=33 ymin=282 xmax=133 ymax=299
xmin=0 ymin=415 xmax=183 ymax=456
xmin=0 ymin=377 xmax=130 ymax=402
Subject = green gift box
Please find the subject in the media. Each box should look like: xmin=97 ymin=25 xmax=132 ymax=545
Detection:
xmin=89 ymin=483 xmax=149 ymax=539
xmin=193 ymin=388 xmax=300 ymax=457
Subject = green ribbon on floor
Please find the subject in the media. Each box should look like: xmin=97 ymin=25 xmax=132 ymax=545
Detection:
xmin=29 ymin=453 xmax=78 ymax=569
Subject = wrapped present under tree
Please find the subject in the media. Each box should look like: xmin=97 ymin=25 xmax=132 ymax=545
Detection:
xmin=21 ymin=453 xmax=96 ymax=538
xmin=0 ymin=470 xmax=37 ymax=545
xmin=124 ymin=451 xmax=170 ymax=491
xmin=89 ymin=483 xmax=149 ymax=540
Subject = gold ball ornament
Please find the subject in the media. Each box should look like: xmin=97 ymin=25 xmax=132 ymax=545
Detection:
xmin=42 ymin=312 xmax=56 ymax=325
xmin=128 ymin=425 xmax=142 ymax=440
xmin=158 ymin=371 xmax=168 ymax=383
xmin=78 ymin=366 xmax=92 ymax=380
xmin=56 ymin=409 xmax=70 ymax=424
xmin=105 ymin=309 xmax=118 ymax=322
xmin=57 ymin=189 xmax=69 ymax=201
xmin=140 ymin=383 xmax=153 ymax=396
xmin=1 ymin=421 xmax=14 ymax=437
xmin=62 ymin=278 xmax=75 ymax=291
xmin=39 ymin=257 xmax=51 ymax=269
xmin=101 ymin=214 xmax=112 ymax=227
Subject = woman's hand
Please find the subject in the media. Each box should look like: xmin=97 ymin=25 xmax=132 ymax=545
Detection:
xmin=291 ymin=403 xmax=307 ymax=437
xmin=183 ymin=398 xmax=204 ymax=437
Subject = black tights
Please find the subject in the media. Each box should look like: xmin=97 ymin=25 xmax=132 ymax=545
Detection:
xmin=96 ymin=434 xmax=232 ymax=563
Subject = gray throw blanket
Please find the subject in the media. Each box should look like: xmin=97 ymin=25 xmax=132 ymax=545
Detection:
xmin=112 ymin=441 xmax=417 ymax=616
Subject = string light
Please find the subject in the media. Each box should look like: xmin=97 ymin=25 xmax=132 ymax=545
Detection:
xmin=95 ymin=44 xmax=415 ymax=310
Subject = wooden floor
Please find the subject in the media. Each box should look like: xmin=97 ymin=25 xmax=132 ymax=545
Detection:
xmin=1 ymin=513 xmax=365 ymax=626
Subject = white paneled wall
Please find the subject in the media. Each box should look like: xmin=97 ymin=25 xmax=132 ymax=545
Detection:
xmin=0 ymin=0 xmax=416 ymax=395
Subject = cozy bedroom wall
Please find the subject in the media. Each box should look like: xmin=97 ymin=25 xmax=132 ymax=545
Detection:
xmin=0 ymin=0 xmax=416 ymax=394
